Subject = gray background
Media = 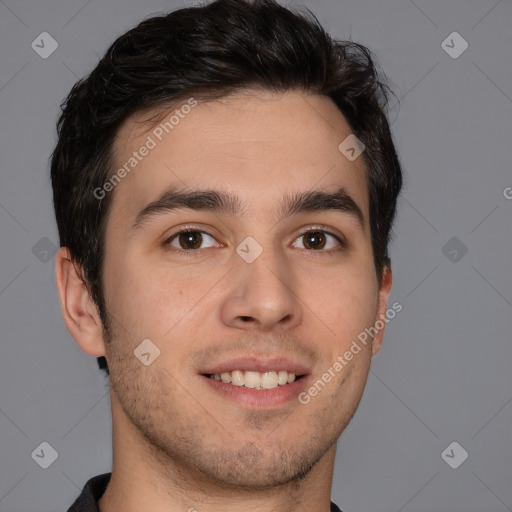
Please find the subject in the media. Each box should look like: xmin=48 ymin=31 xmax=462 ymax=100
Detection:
xmin=0 ymin=0 xmax=511 ymax=510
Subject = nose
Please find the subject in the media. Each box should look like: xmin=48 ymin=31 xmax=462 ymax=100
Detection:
xmin=220 ymin=249 xmax=303 ymax=332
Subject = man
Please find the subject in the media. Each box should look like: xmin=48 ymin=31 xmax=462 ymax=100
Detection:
xmin=51 ymin=0 xmax=403 ymax=510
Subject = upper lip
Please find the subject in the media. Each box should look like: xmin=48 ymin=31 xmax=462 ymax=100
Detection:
xmin=200 ymin=356 xmax=311 ymax=376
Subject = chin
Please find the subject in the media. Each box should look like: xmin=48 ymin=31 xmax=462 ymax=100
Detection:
xmin=188 ymin=439 xmax=329 ymax=491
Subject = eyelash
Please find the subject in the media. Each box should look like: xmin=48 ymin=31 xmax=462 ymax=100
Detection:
xmin=163 ymin=225 xmax=346 ymax=256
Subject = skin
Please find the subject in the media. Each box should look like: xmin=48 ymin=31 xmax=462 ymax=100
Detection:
xmin=56 ymin=89 xmax=392 ymax=512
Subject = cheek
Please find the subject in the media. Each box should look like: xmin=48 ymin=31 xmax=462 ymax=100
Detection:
xmin=102 ymin=249 xmax=165 ymax=337
xmin=104 ymin=253 xmax=221 ymax=342
xmin=303 ymin=264 xmax=378 ymax=338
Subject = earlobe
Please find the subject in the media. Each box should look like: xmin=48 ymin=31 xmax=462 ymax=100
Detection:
xmin=371 ymin=264 xmax=393 ymax=356
xmin=55 ymin=247 xmax=106 ymax=358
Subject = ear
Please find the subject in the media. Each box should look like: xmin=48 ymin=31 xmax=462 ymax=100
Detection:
xmin=55 ymin=247 xmax=106 ymax=357
xmin=371 ymin=264 xmax=393 ymax=356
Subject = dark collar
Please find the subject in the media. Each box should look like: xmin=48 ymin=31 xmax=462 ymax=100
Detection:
xmin=66 ymin=472 xmax=110 ymax=512
xmin=67 ymin=472 xmax=343 ymax=512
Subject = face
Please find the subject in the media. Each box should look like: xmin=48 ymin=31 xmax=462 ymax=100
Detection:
xmin=100 ymin=90 xmax=391 ymax=488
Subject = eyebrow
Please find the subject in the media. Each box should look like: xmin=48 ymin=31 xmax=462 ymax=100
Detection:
xmin=131 ymin=186 xmax=365 ymax=231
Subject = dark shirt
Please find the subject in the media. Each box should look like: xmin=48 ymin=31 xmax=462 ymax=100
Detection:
xmin=67 ymin=472 xmax=343 ymax=511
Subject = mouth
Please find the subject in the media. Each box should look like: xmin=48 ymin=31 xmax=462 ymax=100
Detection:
xmin=199 ymin=357 xmax=311 ymax=409
xmin=204 ymin=370 xmax=305 ymax=390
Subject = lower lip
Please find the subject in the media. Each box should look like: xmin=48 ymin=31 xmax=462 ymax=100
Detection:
xmin=202 ymin=375 xmax=310 ymax=409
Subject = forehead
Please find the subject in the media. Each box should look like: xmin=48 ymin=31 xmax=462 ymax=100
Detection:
xmin=108 ymin=90 xmax=369 ymax=228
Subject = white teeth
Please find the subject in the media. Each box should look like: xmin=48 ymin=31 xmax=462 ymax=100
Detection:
xmin=209 ymin=370 xmax=298 ymax=389
xmin=278 ymin=370 xmax=288 ymax=385
xmin=261 ymin=371 xmax=278 ymax=389
xmin=244 ymin=371 xmax=260 ymax=389
xmin=231 ymin=370 xmax=244 ymax=386
xmin=220 ymin=372 xmax=231 ymax=383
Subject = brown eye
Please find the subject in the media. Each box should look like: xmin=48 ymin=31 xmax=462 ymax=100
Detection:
xmin=303 ymin=231 xmax=326 ymax=249
xmin=292 ymin=230 xmax=343 ymax=251
xmin=178 ymin=231 xmax=202 ymax=249
xmin=167 ymin=231 xmax=217 ymax=250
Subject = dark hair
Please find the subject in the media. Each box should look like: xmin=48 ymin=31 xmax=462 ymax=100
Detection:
xmin=51 ymin=0 xmax=403 ymax=376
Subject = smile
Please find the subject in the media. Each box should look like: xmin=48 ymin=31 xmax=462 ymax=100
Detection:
xmin=206 ymin=370 xmax=302 ymax=389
